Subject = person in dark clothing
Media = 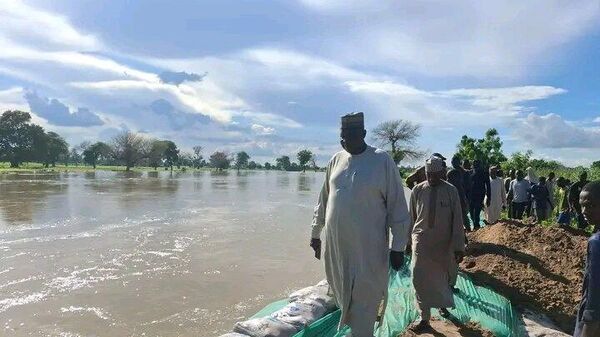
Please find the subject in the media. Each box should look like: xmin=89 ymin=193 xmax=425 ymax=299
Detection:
xmin=570 ymin=171 xmax=590 ymax=229
xmin=462 ymin=159 xmax=472 ymax=205
xmin=447 ymin=155 xmax=470 ymax=231
xmin=505 ymin=169 xmax=516 ymax=218
xmin=468 ymin=160 xmax=491 ymax=230
xmin=529 ymin=177 xmax=553 ymax=223
xmin=574 ymin=180 xmax=600 ymax=337
xmin=556 ymin=177 xmax=573 ymax=226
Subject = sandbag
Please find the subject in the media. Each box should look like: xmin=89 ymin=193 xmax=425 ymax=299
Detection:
xmin=288 ymin=280 xmax=334 ymax=311
xmin=233 ymin=317 xmax=298 ymax=337
xmin=218 ymin=334 xmax=250 ymax=337
xmin=270 ymin=299 xmax=328 ymax=329
xmin=521 ymin=310 xmax=570 ymax=337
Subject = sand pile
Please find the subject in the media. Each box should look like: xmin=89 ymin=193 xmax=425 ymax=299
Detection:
xmin=399 ymin=319 xmax=494 ymax=337
xmin=460 ymin=220 xmax=588 ymax=333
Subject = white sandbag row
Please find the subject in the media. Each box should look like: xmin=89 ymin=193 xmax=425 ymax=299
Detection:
xmin=219 ymin=280 xmax=334 ymax=337
xmin=520 ymin=309 xmax=570 ymax=337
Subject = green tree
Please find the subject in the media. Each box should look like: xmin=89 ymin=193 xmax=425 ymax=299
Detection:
xmin=501 ymin=150 xmax=533 ymax=172
xmin=111 ymin=131 xmax=150 ymax=171
xmin=264 ymin=162 xmax=272 ymax=170
xmin=164 ymin=141 xmax=179 ymax=171
xmin=179 ymin=152 xmax=194 ymax=167
xmin=591 ymin=161 xmax=600 ymax=169
xmin=371 ymin=120 xmax=423 ymax=164
xmin=209 ymin=151 xmax=231 ymax=170
xmin=29 ymin=124 xmax=48 ymax=164
xmin=0 ymin=110 xmax=34 ymax=167
xmin=275 ymin=155 xmax=291 ymax=171
xmin=456 ymin=128 xmax=507 ymax=166
xmin=69 ymin=148 xmax=82 ymax=165
xmin=529 ymin=158 xmax=562 ymax=171
xmin=43 ymin=132 xmax=69 ymax=167
xmin=297 ymin=149 xmax=314 ymax=172
xmin=234 ymin=151 xmax=250 ymax=171
xmin=148 ymin=140 xmax=168 ymax=170
xmin=83 ymin=142 xmax=112 ymax=169
xmin=248 ymin=161 xmax=258 ymax=170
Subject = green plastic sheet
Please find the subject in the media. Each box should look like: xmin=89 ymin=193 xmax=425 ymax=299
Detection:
xmin=251 ymin=259 xmax=522 ymax=337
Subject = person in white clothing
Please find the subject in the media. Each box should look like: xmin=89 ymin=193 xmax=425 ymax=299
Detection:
xmin=310 ymin=112 xmax=412 ymax=337
xmin=484 ymin=166 xmax=506 ymax=224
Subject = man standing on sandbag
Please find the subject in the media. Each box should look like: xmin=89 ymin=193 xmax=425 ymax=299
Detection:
xmin=574 ymin=180 xmax=600 ymax=337
xmin=409 ymin=156 xmax=466 ymax=333
xmin=310 ymin=112 xmax=411 ymax=337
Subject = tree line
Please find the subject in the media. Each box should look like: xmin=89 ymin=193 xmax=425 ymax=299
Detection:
xmin=0 ymin=110 xmax=319 ymax=172
xmin=2 ymin=109 xmax=595 ymax=176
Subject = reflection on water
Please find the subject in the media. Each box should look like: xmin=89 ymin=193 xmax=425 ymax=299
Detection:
xmin=297 ymin=173 xmax=316 ymax=192
xmin=0 ymin=171 xmax=325 ymax=336
xmin=0 ymin=173 xmax=68 ymax=224
xmin=276 ymin=172 xmax=290 ymax=189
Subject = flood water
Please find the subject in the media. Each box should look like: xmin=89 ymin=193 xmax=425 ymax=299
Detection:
xmin=0 ymin=170 xmax=325 ymax=336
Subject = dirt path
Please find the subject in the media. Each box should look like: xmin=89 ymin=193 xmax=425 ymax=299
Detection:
xmin=460 ymin=220 xmax=587 ymax=333
xmin=399 ymin=319 xmax=494 ymax=337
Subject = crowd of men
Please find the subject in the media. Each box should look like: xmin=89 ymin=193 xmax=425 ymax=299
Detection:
xmin=309 ymin=112 xmax=600 ymax=337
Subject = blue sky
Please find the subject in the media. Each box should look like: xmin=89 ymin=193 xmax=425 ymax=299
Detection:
xmin=1 ymin=0 xmax=599 ymax=166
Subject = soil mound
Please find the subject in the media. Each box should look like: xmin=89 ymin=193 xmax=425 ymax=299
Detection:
xmin=399 ymin=319 xmax=494 ymax=337
xmin=460 ymin=220 xmax=588 ymax=333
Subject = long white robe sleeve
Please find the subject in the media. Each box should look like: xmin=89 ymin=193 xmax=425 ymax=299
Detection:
xmin=385 ymin=155 xmax=411 ymax=252
xmin=311 ymin=160 xmax=332 ymax=239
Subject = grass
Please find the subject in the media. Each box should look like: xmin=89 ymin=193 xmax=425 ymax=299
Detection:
xmin=0 ymin=162 xmax=215 ymax=174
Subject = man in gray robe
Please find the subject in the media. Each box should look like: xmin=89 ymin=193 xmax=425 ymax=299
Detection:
xmin=410 ymin=156 xmax=466 ymax=332
xmin=310 ymin=112 xmax=411 ymax=337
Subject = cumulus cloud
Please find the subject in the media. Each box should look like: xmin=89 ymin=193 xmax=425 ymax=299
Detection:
xmin=345 ymin=80 xmax=567 ymax=124
xmin=594 ymin=116 xmax=600 ymax=123
xmin=514 ymin=113 xmax=600 ymax=148
xmin=24 ymin=91 xmax=104 ymax=127
xmin=158 ymin=71 xmax=207 ymax=85
xmin=251 ymin=124 xmax=275 ymax=135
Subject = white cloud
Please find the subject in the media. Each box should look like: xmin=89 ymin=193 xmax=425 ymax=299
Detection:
xmin=0 ymin=1 xmax=99 ymax=50
xmin=251 ymin=124 xmax=275 ymax=135
xmin=297 ymin=0 xmax=600 ymax=78
xmin=438 ymin=86 xmax=567 ymax=108
xmin=0 ymin=87 xmax=27 ymax=111
xmin=345 ymin=81 xmax=428 ymax=97
xmin=594 ymin=116 xmax=600 ymax=123
xmin=514 ymin=113 xmax=600 ymax=148
xmin=345 ymin=80 xmax=567 ymax=125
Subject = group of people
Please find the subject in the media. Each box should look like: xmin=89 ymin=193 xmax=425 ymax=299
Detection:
xmin=309 ymin=112 xmax=600 ymax=337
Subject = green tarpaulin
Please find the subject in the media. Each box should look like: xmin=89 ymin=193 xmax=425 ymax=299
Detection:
xmin=251 ymin=259 xmax=522 ymax=337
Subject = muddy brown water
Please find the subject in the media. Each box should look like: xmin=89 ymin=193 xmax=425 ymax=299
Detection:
xmin=0 ymin=171 xmax=325 ymax=336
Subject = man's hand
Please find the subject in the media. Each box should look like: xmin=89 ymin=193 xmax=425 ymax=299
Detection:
xmin=310 ymin=239 xmax=321 ymax=260
xmin=390 ymin=251 xmax=405 ymax=271
xmin=455 ymin=251 xmax=465 ymax=264
xmin=485 ymin=198 xmax=491 ymax=207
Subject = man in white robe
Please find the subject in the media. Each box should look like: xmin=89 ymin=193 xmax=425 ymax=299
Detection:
xmin=310 ymin=112 xmax=411 ymax=337
xmin=484 ymin=166 xmax=507 ymax=224
xmin=410 ymin=156 xmax=466 ymax=332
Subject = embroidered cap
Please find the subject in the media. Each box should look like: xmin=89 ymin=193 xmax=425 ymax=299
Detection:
xmin=341 ymin=112 xmax=364 ymax=129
